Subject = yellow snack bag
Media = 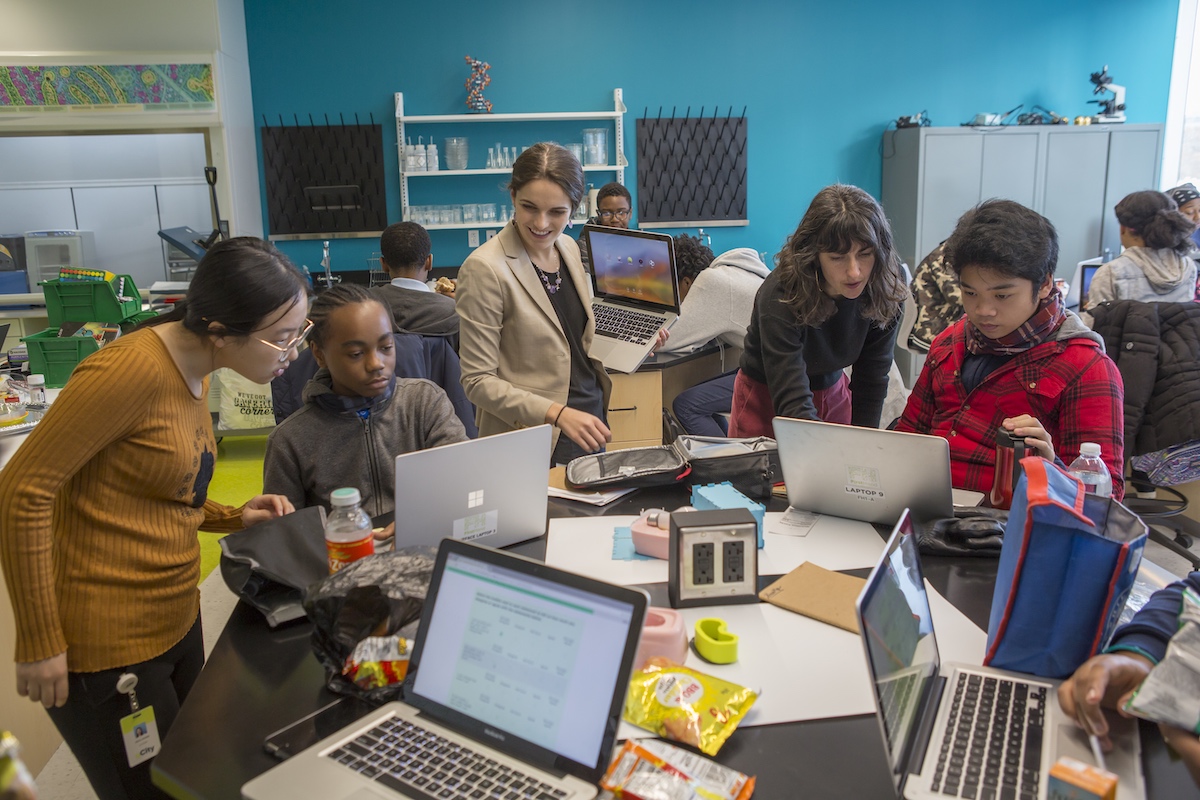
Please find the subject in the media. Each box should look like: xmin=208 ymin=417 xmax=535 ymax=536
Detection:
xmin=622 ymin=657 xmax=757 ymax=756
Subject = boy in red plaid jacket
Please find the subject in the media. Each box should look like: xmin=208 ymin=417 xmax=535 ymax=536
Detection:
xmin=895 ymin=200 xmax=1125 ymax=499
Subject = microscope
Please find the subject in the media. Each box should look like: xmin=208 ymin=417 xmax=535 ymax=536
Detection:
xmin=1088 ymin=66 xmax=1126 ymax=124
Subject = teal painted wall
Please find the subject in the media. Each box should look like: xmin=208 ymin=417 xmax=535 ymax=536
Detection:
xmin=243 ymin=0 xmax=1180 ymax=272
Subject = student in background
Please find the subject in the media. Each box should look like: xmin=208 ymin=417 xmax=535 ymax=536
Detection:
xmin=728 ymin=184 xmax=907 ymax=437
xmin=1168 ymin=182 xmax=1200 ymax=253
xmin=578 ymin=182 xmax=633 ymax=274
xmin=457 ymin=143 xmax=614 ymax=465
xmin=895 ymin=200 xmax=1126 ymax=498
xmin=1085 ymin=190 xmax=1196 ymax=314
xmin=664 ymin=235 xmax=770 ymax=436
xmin=908 ymin=240 xmax=963 ymax=352
xmin=1060 ymin=572 xmax=1200 ymax=786
xmin=371 ymin=221 xmax=460 ymax=347
xmin=0 ymin=237 xmax=302 ymax=800
xmin=263 ymin=283 xmax=467 ymax=535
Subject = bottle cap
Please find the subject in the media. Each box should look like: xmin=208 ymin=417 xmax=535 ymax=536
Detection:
xmin=28 ymin=374 xmax=45 ymax=387
xmin=330 ymin=487 xmax=362 ymax=507
xmin=1079 ymin=442 xmax=1101 ymax=457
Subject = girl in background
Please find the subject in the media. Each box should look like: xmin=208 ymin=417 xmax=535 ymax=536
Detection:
xmin=1086 ymin=189 xmax=1196 ymax=312
xmin=0 ymin=238 xmax=304 ymax=799
xmin=729 ymin=184 xmax=907 ymax=437
xmin=263 ymin=283 xmax=467 ymax=536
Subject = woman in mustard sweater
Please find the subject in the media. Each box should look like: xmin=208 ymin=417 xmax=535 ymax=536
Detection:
xmin=0 ymin=238 xmax=305 ymax=800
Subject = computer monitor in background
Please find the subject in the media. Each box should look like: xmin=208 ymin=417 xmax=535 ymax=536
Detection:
xmin=1065 ymin=257 xmax=1104 ymax=309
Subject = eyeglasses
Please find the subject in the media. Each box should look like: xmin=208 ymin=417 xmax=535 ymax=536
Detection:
xmin=255 ymin=319 xmax=313 ymax=362
xmin=596 ymin=208 xmax=631 ymax=221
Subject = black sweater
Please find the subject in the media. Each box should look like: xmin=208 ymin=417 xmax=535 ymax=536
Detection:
xmin=740 ymin=270 xmax=898 ymax=428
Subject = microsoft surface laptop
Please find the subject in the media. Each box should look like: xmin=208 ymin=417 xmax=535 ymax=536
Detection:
xmin=773 ymin=416 xmax=953 ymax=524
xmin=243 ymin=538 xmax=649 ymax=800
xmin=579 ymin=225 xmax=680 ymax=373
xmin=393 ymin=425 xmax=551 ymax=549
xmin=856 ymin=510 xmax=1143 ymax=800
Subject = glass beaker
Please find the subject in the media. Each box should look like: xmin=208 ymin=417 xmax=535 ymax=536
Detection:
xmin=582 ymin=128 xmax=607 ymax=166
xmin=444 ymin=137 xmax=468 ymax=170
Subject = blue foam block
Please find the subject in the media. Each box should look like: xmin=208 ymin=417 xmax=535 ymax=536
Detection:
xmin=690 ymin=482 xmax=765 ymax=548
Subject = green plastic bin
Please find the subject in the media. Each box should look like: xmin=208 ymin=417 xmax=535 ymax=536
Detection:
xmin=40 ymin=274 xmax=140 ymax=327
xmin=21 ymin=329 xmax=100 ymax=388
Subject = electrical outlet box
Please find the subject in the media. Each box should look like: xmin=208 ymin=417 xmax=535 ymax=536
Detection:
xmin=668 ymin=508 xmax=759 ymax=608
xmin=691 ymin=482 xmax=765 ymax=549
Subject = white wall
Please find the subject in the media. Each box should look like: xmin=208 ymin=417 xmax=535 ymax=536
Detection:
xmin=0 ymin=0 xmax=218 ymax=53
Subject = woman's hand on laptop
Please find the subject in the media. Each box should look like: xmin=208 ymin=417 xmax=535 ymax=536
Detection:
xmin=549 ymin=405 xmax=612 ymax=452
xmin=1002 ymin=415 xmax=1055 ymax=463
xmin=1058 ymin=651 xmax=1153 ymax=750
xmin=652 ymin=328 xmax=669 ymax=353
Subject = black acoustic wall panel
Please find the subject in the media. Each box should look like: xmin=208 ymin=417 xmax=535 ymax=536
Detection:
xmin=636 ymin=108 xmax=747 ymax=225
xmin=261 ymin=121 xmax=386 ymax=237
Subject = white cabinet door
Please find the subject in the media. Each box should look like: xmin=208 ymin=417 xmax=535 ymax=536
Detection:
xmin=73 ymin=186 xmax=164 ymax=292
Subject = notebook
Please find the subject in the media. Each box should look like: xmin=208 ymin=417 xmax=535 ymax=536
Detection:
xmin=856 ymin=510 xmax=1144 ymax=800
xmin=773 ymin=416 xmax=953 ymax=524
xmin=392 ymin=425 xmax=551 ymax=549
xmin=579 ymin=225 xmax=680 ymax=373
xmin=243 ymin=538 xmax=649 ymax=800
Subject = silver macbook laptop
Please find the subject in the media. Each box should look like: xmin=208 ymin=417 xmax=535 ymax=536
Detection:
xmin=393 ymin=425 xmax=551 ymax=549
xmin=773 ymin=416 xmax=953 ymax=524
xmin=243 ymin=538 xmax=649 ymax=800
xmin=856 ymin=510 xmax=1143 ymax=800
xmin=580 ymin=225 xmax=680 ymax=373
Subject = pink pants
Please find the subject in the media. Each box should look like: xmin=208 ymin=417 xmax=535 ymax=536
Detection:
xmin=728 ymin=371 xmax=851 ymax=438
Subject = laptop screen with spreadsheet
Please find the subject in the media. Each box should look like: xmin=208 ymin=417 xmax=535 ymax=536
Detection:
xmin=404 ymin=541 xmax=646 ymax=778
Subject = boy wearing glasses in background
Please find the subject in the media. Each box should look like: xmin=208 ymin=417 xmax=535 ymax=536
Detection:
xmin=578 ymin=182 xmax=633 ymax=274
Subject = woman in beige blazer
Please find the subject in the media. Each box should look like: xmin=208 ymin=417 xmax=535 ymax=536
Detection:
xmin=457 ymin=142 xmax=613 ymax=464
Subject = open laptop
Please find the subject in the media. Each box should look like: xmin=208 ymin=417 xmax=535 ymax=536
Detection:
xmin=856 ymin=510 xmax=1144 ymax=800
xmin=243 ymin=537 xmax=649 ymax=800
xmin=579 ymin=225 xmax=680 ymax=373
xmin=773 ymin=416 xmax=954 ymax=524
xmin=393 ymin=425 xmax=551 ymax=549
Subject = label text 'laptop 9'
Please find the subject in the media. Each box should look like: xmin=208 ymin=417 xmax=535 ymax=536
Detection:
xmin=855 ymin=510 xmax=1144 ymax=800
xmin=393 ymin=425 xmax=551 ymax=549
xmin=773 ymin=416 xmax=953 ymax=524
xmin=580 ymin=225 xmax=679 ymax=373
xmin=243 ymin=538 xmax=649 ymax=800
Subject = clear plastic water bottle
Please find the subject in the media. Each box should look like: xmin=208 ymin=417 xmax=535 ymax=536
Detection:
xmin=1068 ymin=442 xmax=1112 ymax=498
xmin=325 ymin=487 xmax=374 ymax=573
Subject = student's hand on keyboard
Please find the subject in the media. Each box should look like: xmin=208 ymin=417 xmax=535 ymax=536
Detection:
xmin=1058 ymin=651 xmax=1153 ymax=750
xmin=1002 ymin=415 xmax=1055 ymax=463
xmin=652 ymin=328 xmax=669 ymax=352
xmin=1158 ymin=722 xmax=1200 ymax=786
xmin=552 ymin=406 xmax=612 ymax=452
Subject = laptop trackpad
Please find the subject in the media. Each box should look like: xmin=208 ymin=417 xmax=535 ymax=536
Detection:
xmin=343 ymin=789 xmax=390 ymax=800
xmin=1054 ymin=718 xmax=1144 ymax=799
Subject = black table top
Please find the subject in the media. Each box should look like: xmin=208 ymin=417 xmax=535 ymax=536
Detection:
xmin=152 ymin=485 xmax=1195 ymax=799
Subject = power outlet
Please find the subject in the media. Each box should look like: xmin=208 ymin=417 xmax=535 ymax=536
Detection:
xmin=723 ymin=540 xmax=744 ymax=583
xmin=692 ymin=542 xmax=714 ymax=585
xmin=467 ymin=229 xmax=480 ymax=248
xmin=669 ymin=508 xmax=759 ymax=608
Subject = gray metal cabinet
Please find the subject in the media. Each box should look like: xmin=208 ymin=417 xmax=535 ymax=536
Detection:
xmin=882 ymin=124 xmax=1163 ymax=281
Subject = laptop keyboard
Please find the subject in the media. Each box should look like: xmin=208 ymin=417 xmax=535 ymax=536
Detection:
xmin=325 ymin=715 xmax=569 ymax=800
xmin=931 ymin=672 xmax=1046 ymax=800
xmin=592 ymin=304 xmax=661 ymax=344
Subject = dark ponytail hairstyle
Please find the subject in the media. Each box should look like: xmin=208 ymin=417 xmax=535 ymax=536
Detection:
xmin=1114 ymin=190 xmax=1196 ymax=254
xmin=138 ymin=237 xmax=309 ymax=336
xmin=308 ymin=282 xmax=385 ymax=348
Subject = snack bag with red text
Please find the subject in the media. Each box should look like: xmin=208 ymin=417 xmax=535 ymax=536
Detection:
xmin=622 ymin=657 xmax=756 ymax=756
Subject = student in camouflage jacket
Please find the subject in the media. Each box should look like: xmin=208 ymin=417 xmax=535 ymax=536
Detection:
xmin=908 ymin=240 xmax=963 ymax=352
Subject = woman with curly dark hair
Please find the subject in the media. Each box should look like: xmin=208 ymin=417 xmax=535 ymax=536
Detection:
xmin=729 ymin=184 xmax=907 ymax=437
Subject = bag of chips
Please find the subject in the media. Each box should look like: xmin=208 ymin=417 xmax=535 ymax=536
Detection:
xmin=622 ymin=657 xmax=757 ymax=756
xmin=601 ymin=738 xmax=755 ymax=800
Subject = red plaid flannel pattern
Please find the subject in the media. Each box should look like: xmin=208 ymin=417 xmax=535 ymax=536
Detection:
xmin=896 ymin=320 xmax=1126 ymax=499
